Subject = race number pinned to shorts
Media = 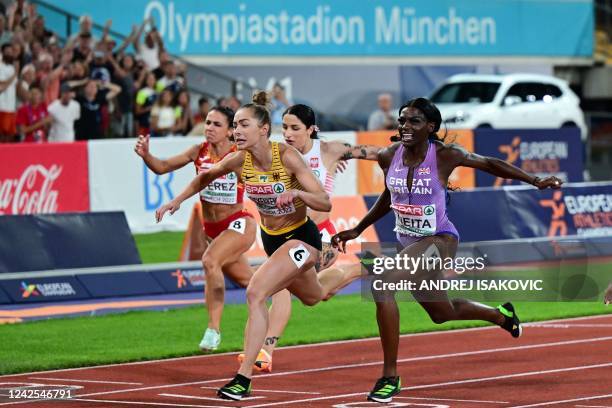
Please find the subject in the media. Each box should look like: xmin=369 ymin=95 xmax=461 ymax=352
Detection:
xmin=228 ymin=218 xmax=246 ymax=234
xmin=289 ymin=244 xmax=310 ymax=268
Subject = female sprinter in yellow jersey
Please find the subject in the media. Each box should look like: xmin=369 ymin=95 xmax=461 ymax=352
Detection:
xmin=135 ymin=106 xmax=291 ymax=355
xmin=156 ymin=92 xmax=347 ymax=401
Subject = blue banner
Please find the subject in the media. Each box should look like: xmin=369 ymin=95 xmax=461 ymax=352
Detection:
xmin=0 ymin=212 xmax=141 ymax=273
xmin=77 ymin=272 xmax=165 ymax=298
xmin=0 ymin=285 xmax=11 ymax=304
xmin=365 ymin=182 xmax=612 ymax=243
xmin=151 ymin=267 xmax=241 ymax=293
xmin=0 ymin=277 xmax=90 ymax=303
xmin=474 ymin=129 xmax=584 ymax=187
xmin=47 ymin=0 xmax=593 ymax=58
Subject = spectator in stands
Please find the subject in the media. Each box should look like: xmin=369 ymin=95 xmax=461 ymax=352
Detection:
xmin=65 ymin=60 xmax=89 ymax=93
xmin=16 ymin=85 xmax=49 ymax=142
xmin=227 ymin=95 xmax=241 ymax=113
xmin=153 ymin=50 xmax=170 ymax=79
xmin=368 ymin=93 xmax=397 ymax=130
xmin=37 ymin=51 xmax=71 ymax=105
xmin=0 ymin=15 xmax=12 ymax=46
xmin=110 ymin=53 xmax=138 ymax=137
xmin=47 ymin=83 xmax=80 ymax=143
xmin=75 ymin=79 xmax=120 ymax=140
xmin=270 ymin=82 xmax=291 ymax=127
xmin=69 ymin=15 xmax=97 ymax=49
xmin=155 ymin=60 xmax=184 ymax=93
xmin=217 ymin=96 xmax=228 ymax=108
xmin=150 ymin=88 xmax=177 ymax=136
xmin=31 ymin=15 xmax=52 ymax=45
xmin=174 ymin=89 xmax=193 ymax=135
xmin=135 ymin=71 xmax=157 ymax=136
xmin=72 ymin=32 xmax=93 ymax=62
xmin=89 ymin=50 xmax=113 ymax=84
xmin=0 ymin=42 xmax=18 ymax=142
xmin=193 ymin=96 xmax=209 ymax=125
xmin=134 ymin=18 xmax=164 ymax=72
xmin=16 ymin=62 xmax=34 ymax=104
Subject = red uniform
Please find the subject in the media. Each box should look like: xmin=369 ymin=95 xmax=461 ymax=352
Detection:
xmin=194 ymin=142 xmax=252 ymax=239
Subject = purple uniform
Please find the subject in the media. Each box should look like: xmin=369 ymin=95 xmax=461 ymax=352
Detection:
xmin=386 ymin=142 xmax=459 ymax=247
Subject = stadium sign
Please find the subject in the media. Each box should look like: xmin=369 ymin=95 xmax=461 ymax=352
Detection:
xmin=47 ymin=0 xmax=593 ymax=60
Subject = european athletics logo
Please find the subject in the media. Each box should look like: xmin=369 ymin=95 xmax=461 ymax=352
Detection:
xmin=20 ymin=282 xmax=40 ymax=298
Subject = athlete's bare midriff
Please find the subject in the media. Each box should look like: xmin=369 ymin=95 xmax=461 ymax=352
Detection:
xmin=201 ymin=202 xmax=245 ymax=223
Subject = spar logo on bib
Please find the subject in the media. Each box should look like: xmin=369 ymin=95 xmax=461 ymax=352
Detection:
xmin=424 ymin=205 xmax=435 ymax=216
xmin=273 ymin=183 xmax=285 ymax=193
xmin=392 ymin=203 xmax=437 ymax=236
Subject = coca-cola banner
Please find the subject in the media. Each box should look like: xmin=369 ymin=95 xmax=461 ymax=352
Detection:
xmin=88 ymin=137 xmax=202 ymax=233
xmin=0 ymin=143 xmax=89 ymax=215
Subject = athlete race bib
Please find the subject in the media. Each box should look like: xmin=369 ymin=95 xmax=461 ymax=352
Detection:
xmin=198 ymin=163 xmax=238 ymax=204
xmin=391 ymin=203 xmax=436 ymax=237
xmin=245 ymin=182 xmax=295 ymax=216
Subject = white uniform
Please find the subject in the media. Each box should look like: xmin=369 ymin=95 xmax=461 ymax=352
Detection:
xmin=301 ymin=139 xmax=334 ymax=195
xmin=300 ymin=139 xmax=337 ymax=243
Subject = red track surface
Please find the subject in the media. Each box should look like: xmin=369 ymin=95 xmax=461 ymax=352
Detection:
xmin=1 ymin=314 xmax=611 ymax=408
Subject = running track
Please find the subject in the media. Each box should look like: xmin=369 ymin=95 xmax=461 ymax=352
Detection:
xmin=1 ymin=314 xmax=611 ymax=408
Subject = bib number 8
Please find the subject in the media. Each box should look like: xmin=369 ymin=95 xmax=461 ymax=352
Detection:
xmin=228 ymin=218 xmax=246 ymax=234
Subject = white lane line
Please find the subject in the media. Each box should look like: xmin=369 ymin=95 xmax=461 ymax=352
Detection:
xmin=200 ymin=386 xmax=320 ymax=395
xmin=3 ymin=313 xmax=610 ymax=379
xmin=508 ymin=393 xmax=612 ymax=408
xmin=405 ymin=363 xmax=612 ymax=391
xmin=68 ymin=398 xmax=232 ymax=408
xmin=242 ymin=363 xmax=612 ymax=408
xmin=28 ymin=377 xmax=142 ymax=385
xmin=525 ymin=324 xmax=612 ymax=328
xmin=575 ymin=405 xmax=612 ymax=407
xmin=160 ymin=393 xmax=264 ymax=401
xmin=396 ymin=396 xmax=508 ymax=404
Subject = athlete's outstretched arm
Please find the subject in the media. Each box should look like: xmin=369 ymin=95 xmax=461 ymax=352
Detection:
xmin=135 ymin=134 xmax=198 ymax=174
xmin=331 ymin=188 xmax=391 ymax=253
xmin=327 ymin=141 xmax=381 ymax=161
xmin=332 ymin=145 xmax=396 ymax=252
xmin=448 ymin=144 xmax=562 ymax=189
xmin=280 ymin=146 xmax=331 ymax=212
xmin=156 ymin=151 xmax=243 ymax=222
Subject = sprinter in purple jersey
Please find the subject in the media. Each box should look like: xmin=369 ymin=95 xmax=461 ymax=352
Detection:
xmin=332 ymin=97 xmax=562 ymax=404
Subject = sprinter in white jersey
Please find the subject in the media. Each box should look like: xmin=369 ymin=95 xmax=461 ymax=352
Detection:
xmin=282 ymin=104 xmax=381 ymax=270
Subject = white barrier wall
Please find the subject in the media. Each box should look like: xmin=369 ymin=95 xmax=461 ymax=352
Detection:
xmin=89 ymin=133 xmax=359 ymax=233
xmin=88 ymin=137 xmax=202 ymax=233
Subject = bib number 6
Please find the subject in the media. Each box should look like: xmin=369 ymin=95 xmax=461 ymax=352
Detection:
xmin=228 ymin=218 xmax=246 ymax=234
xmin=288 ymin=244 xmax=310 ymax=268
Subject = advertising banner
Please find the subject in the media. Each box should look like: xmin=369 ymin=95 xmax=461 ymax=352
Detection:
xmin=77 ymin=272 xmax=165 ymax=298
xmin=474 ymin=128 xmax=584 ymax=187
xmin=0 ymin=142 xmax=89 ymax=215
xmin=0 ymin=276 xmax=90 ymax=303
xmin=365 ymin=182 xmax=612 ymax=243
xmin=88 ymin=137 xmax=203 ymax=233
xmin=356 ymin=129 xmax=475 ymax=195
xmin=48 ymin=1 xmax=593 ymax=59
xmin=0 ymin=212 xmax=141 ymax=273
